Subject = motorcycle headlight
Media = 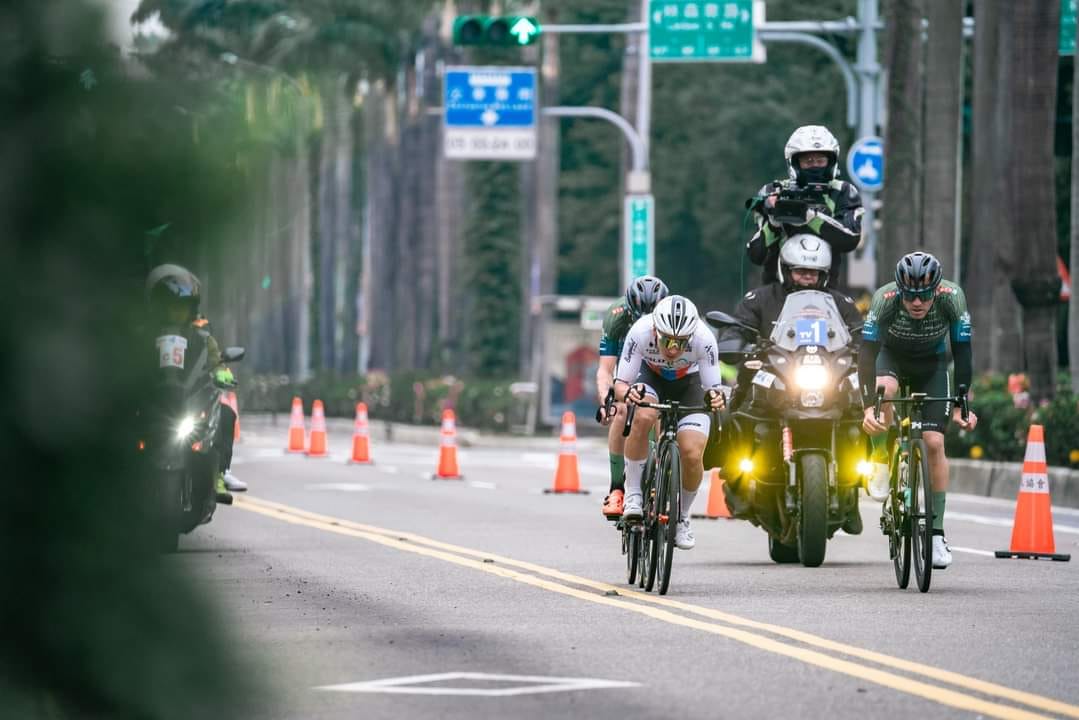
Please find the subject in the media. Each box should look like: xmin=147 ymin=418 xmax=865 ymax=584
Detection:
xmin=175 ymin=415 xmax=198 ymax=440
xmin=794 ymin=364 xmax=830 ymax=390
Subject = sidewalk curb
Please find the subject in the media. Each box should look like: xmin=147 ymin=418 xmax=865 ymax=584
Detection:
xmin=950 ymin=459 xmax=1079 ymax=509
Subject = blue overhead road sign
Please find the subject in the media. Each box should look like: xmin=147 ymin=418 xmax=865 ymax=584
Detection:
xmin=847 ymin=136 xmax=884 ymax=192
xmin=444 ymin=66 xmax=537 ymax=160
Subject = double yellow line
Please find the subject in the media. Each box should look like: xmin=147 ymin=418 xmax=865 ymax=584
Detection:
xmin=236 ymin=495 xmax=1077 ymax=719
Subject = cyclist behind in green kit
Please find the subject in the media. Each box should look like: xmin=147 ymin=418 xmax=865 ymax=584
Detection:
xmin=859 ymin=252 xmax=979 ymax=569
xmin=597 ymin=276 xmax=669 ymax=518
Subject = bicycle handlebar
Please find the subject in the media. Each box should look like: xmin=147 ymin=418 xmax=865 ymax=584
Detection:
xmin=622 ymin=400 xmax=713 ymax=437
xmin=874 ymin=385 xmax=970 ymax=423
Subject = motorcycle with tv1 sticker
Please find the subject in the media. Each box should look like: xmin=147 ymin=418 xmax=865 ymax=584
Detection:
xmin=706 ymin=291 xmax=867 ymax=567
xmin=137 ymin=328 xmax=244 ymax=552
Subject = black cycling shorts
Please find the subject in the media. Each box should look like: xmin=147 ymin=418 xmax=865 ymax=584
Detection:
xmin=875 ymin=347 xmax=951 ymax=433
xmin=631 ymin=365 xmax=710 ymax=436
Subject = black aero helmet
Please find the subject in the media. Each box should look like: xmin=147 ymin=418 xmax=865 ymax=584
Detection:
xmin=895 ymin=252 xmax=942 ymax=293
xmin=146 ymin=263 xmax=201 ymax=322
xmin=625 ymin=275 xmax=670 ymax=319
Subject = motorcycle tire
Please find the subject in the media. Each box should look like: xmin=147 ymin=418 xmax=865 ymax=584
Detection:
xmin=768 ymin=535 xmax=800 ymax=563
xmin=798 ymin=453 xmax=829 ymax=568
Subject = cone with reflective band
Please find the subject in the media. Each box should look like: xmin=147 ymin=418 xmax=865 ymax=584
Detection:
xmin=350 ymin=402 xmax=372 ymax=464
xmin=434 ymin=408 xmax=461 ymax=479
xmin=693 ymin=469 xmax=732 ymax=519
xmin=546 ymin=411 xmax=588 ymax=494
xmin=221 ymin=391 xmax=241 ymax=442
xmin=995 ymin=424 xmax=1071 ymax=561
xmin=286 ymin=396 xmax=306 ymax=453
xmin=306 ymin=399 xmax=329 ymax=458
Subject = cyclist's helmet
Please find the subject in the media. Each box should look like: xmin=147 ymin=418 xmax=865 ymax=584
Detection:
xmin=652 ymin=295 xmax=699 ymax=338
xmin=625 ymin=275 xmax=670 ymax=319
xmin=146 ymin=263 xmax=201 ymax=323
xmin=784 ymin=125 xmax=840 ymax=186
xmin=779 ymin=235 xmax=831 ymax=291
xmin=894 ymin=252 xmax=942 ymax=294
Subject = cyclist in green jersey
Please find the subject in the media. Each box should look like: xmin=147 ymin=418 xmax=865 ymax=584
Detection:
xmin=859 ymin=252 xmax=979 ymax=569
xmin=597 ymin=275 xmax=669 ymax=518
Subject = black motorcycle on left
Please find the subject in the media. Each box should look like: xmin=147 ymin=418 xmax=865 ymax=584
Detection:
xmin=138 ymin=327 xmax=244 ymax=553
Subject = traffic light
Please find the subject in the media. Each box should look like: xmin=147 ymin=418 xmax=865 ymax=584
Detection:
xmin=452 ymin=15 xmax=540 ymax=46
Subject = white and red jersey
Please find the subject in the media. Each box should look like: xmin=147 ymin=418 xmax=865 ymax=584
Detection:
xmin=615 ymin=315 xmax=723 ymax=388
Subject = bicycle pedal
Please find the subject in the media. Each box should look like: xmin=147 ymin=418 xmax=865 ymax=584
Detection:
xmin=605 ymin=513 xmax=622 ymax=522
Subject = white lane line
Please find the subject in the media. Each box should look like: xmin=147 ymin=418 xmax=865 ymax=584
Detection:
xmin=948 ymin=511 xmax=1079 ymax=535
xmin=949 ymin=545 xmax=995 ymax=558
xmin=317 ymin=672 xmax=639 ymax=697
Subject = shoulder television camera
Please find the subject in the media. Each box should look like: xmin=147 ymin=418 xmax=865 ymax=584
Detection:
xmin=747 ymin=183 xmax=831 ymax=225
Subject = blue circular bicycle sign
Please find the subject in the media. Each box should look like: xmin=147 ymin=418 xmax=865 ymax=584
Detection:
xmin=846 ymin=136 xmax=884 ymax=192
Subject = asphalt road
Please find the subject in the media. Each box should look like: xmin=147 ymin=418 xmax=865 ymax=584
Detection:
xmin=175 ymin=418 xmax=1079 ymax=720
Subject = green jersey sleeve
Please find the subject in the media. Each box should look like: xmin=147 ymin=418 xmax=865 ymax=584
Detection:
xmin=599 ymin=300 xmax=634 ymax=356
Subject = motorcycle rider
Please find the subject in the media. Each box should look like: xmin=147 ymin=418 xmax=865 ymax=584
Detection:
xmin=717 ymin=236 xmax=865 ymax=534
xmin=596 ymin=275 xmax=669 ymax=518
xmin=145 ymin=264 xmax=244 ymax=504
xmin=747 ymin=125 xmax=863 ymax=287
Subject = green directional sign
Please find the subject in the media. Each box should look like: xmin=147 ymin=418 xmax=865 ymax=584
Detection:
xmin=1062 ymin=0 xmax=1076 ymax=56
xmin=624 ymin=194 xmax=655 ymax=289
xmin=649 ymin=0 xmax=763 ymax=63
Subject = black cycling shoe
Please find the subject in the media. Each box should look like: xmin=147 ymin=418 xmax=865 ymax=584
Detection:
xmin=216 ymin=491 xmax=234 ymax=505
xmin=842 ymin=507 xmax=863 ymax=535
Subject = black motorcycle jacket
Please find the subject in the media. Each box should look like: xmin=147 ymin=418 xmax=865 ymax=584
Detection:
xmin=746 ymin=179 xmax=863 ymax=285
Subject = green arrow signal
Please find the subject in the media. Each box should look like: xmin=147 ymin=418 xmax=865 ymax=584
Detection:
xmin=509 ymin=17 xmax=539 ymax=45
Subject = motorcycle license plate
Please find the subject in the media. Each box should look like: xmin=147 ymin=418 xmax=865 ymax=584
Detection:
xmin=156 ymin=334 xmax=188 ymax=369
xmin=793 ymin=318 xmax=828 ymax=347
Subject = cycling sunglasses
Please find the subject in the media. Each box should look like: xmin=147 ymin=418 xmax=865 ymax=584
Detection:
xmin=901 ymin=288 xmax=935 ymax=302
xmin=658 ymin=333 xmax=690 ymax=351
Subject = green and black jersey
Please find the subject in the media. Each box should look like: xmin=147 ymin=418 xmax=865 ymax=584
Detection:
xmin=598 ymin=299 xmax=636 ymax=357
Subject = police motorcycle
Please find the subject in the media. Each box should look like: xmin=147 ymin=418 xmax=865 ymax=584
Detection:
xmin=139 ymin=329 xmax=244 ymax=552
xmin=706 ymin=291 xmax=865 ymax=567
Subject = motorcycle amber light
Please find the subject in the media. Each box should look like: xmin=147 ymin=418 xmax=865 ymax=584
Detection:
xmin=137 ymin=440 xmax=145 ymax=451
xmin=191 ymin=441 xmax=203 ymax=452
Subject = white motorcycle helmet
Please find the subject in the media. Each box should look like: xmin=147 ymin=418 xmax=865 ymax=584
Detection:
xmin=784 ymin=125 xmax=840 ymax=185
xmin=778 ymin=235 xmax=832 ymax=290
xmin=652 ymin=295 xmax=699 ymax=339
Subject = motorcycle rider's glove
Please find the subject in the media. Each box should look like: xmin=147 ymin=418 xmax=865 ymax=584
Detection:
xmin=214 ymin=367 xmax=236 ymax=387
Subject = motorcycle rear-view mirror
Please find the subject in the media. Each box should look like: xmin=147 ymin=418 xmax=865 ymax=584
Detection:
xmin=706 ymin=310 xmax=759 ymax=338
xmin=222 ymin=346 xmax=246 ymax=363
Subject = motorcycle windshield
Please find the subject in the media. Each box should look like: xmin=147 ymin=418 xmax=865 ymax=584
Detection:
xmin=769 ymin=290 xmax=852 ymax=352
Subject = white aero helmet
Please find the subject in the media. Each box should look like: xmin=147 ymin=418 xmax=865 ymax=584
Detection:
xmin=784 ymin=125 xmax=840 ymax=183
xmin=779 ymin=234 xmax=832 ymax=290
xmin=652 ymin=295 xmax=699 ymax=338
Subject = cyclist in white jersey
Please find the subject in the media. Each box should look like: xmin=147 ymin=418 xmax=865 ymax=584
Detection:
xmin=614 ymin=296 xmax=726 ymax=550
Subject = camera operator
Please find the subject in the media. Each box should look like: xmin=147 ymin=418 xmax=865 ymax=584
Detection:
xmin=746 ymin=125 xmax=864 ymax=287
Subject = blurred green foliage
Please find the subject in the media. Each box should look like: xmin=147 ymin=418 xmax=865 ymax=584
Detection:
xmin=0 ymin=1 xmax=258 ymax=717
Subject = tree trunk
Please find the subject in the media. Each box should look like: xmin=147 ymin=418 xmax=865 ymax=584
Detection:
xmin=1006 ymin=0 xmax=1061 ymax=400
xmin=1071 ymin=9 xmax=1079 ymax=393
xmin=921 ymin=0 xmax=964 ymax=276
xmin=879 ymin=0 xmax=924 ymax=286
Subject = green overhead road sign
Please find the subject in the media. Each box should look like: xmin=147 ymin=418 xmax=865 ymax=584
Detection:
xmin=624 ymin=195 xmax=655 ymax=288
xmin=453 ymin=15 xmax=540 ymax=47
xmin=1062 ymin=0 xmax=1076 ymax=56
xmin=649 ymin=0 xmax=765 ymax=63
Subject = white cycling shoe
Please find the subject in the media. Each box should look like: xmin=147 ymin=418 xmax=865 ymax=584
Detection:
xmin=622 ymin=493 xmax=643 ymax=521
xmin=223 ymin=470 xmax=247 ymax=492
xmin=866 ymin=463 xmax=890 ymax=502
xmin=675 ymin=519 xmax=695 ymax=550
xmin=932 ymin=535 xmax=953 ymax=569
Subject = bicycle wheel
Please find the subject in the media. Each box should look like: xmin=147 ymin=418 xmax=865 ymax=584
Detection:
xmin=910 ymin=439 xmax=934 ymax=592
xmin=652 ymin=441 xmax=681 ymax=595
xmin=639 ymin=452 xmax=658 ymax=591
xmin=890 ymin=443 xmax=911 ymax=589
xmin=625 ymin=525 xmax=640 ymax=584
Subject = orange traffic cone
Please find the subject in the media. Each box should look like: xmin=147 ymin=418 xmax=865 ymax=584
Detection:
xmin=306 ymin=399 xmax=329 ymax=458
xmin=221 ymin=391 xmax=241 ymax=442
xmin=692 ymin=469 xmax=732 ymax=519
xmin=285 ymin=396 xmax=306 ymax=453
xmin=995 ymin=424 xmax=1071 ymax=561
xmin=349 ymin=402 xmax=372 ymax=464
xmin=433 ymin=408 xmax=462 ymax=479
xmin=545 ymin=411 xmax=588 ymax=494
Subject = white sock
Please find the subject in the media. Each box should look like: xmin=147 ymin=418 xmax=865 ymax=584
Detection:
xmin=681 ymin=489 xmax=697 ymax=521
xmin=624 ymin=458 xmax=647 ymax=498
